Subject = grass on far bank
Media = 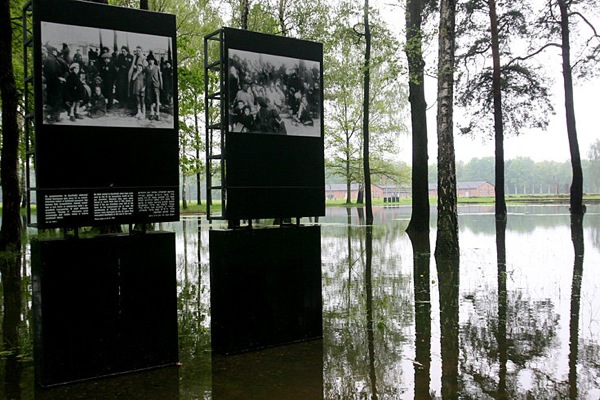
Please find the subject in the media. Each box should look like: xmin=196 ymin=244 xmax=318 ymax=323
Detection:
xmin=326 ymin=193 xmax=600 ymax=207
xmin=5 ymin=194 xmax=600 ymax=217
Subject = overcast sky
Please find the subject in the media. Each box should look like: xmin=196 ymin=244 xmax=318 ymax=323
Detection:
xmin=394 ymin=75 xmax=600 ymax=164
xmin=372 ymin=0 xmax=599 ymax=164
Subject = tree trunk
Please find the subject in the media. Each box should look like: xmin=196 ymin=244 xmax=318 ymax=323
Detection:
xmin=182 ymin=174 xmax=188 ymax=210
xmin=241 ymin=0 xmax=250 ymax=30
xmin=487 ymin=0 xmax=507 ymax=220
xmin=0 ymin=0 xmax=22 ymax=253
xmin=558 ymin=0 xmax=584 ymax=215
xmin=140 ymin=0 xmax=148 ymax=10
xmin=1 ymin=0 xmax=23 ymax=355
xmin=278 ymin=0 xmax=288 ymax=36
xmin=346 ymin=178 xmax=352 ymax=204
xmin=20 ymin=160 xmax=27 ymax=208
xmin=435 ymin=0 xmax=459 ymax=258
xmin=405 ymin=0 xmax=430 ymax=234
xmin=362 ymin=0 xmax=373 ymax=225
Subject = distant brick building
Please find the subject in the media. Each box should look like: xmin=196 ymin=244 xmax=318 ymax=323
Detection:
xmin=325 ymin=181 xmax=495 ymax=200
xmin=428 ymin=181 xmax=495 ymax=197
xmin=325 ymin=183 xmax=384 ymax=201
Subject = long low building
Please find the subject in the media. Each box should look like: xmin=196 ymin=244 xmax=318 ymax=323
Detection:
xmin=325 ymin=184 xmax=384 ymax=201
xmin=325 ymin=181 xmax=495 ymax=200
xmin=429 ymin=181 xmax=495 ymax=198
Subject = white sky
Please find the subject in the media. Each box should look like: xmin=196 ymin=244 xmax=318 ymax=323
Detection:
xmin=394 ymin=75 xmax=600 ymax=164
xmin=371 ymin=0 xmax=599 ymax=164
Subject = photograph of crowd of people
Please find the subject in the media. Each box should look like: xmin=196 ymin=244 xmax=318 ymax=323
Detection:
xmin=228 ymin=49 xmax=321 ymax=137
xmin=40 ymin=21 xmax=174 ymax=129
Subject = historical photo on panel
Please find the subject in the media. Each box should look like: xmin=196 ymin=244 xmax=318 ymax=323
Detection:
xmin=228 ymin=49 xmax=321 ymax=137
xmin=41 ymin=21 xmax=174 ymax=129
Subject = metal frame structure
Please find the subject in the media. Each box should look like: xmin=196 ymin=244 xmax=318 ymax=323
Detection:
xmin=23 ymin=1 xmax=35 ymax=226
xmin=204 ymin=29 xmax=227 ymax=222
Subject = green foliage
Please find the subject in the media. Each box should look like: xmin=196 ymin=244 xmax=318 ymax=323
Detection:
xmin=429 ymin=156 xmax=578 ymax=195
xmin=324 ymin=0 xmax=408 ymax=194
xmin=459 ymin=157 xmax=495 ymax=183
xmin=586 ymin=139 xmax=600 ymax=192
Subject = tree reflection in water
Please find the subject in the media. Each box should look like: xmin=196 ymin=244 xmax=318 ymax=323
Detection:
xmin=409 ymin=230 xmax=432 ymax=399
xmin=365 ymin=225 xmax=378 ymax=399
xmin=1 ymin=246 xmax=23 ymax=400
xmin=323 ymin=210 xmax=413 ymax=399
xmin=569 ymin=214 xmax=584 ymax=400
xmin=437 ymin=255 xmax=460 ymax=400
xmin=497 ymin=218 xmax=508 ymax=400
xmin=2 ymin=206 xmax=600 ymax=398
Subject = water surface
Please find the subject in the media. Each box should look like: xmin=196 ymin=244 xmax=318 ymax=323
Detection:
xmin=1 ymin=204 xmax=599 ymax=399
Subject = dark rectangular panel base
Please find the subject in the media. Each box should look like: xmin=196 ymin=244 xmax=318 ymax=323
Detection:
xmin=209 ymin=226 xmax=322 ymax=354
xmin=34 ymin=365 xmax=180 ymax=400
xmin=211 ymin=339 xmax=323 ymax=399
xmin=31 ymin=232 xmax=178 ymax=387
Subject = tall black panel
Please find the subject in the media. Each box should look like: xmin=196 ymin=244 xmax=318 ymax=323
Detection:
xmin=221 ymin=27 xmax=325 ymax=220
xmin=33 ymin=0 xmax=179 ymax=228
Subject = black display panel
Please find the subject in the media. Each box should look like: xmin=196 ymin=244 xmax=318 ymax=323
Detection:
xmin=33 ymin=0 xmax=179 ymax=228
xmin=223 ymin=27 xmax=325 ymax=220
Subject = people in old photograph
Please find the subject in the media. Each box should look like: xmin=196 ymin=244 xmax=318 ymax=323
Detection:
xmin=228 ymin=49 xmax=321 ymax=137
xmin=40 ymin=22 xmax=174 ymax=129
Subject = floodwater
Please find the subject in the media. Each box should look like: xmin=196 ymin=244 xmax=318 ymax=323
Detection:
xmin=1 ymin=204 xmax=600 ymax=399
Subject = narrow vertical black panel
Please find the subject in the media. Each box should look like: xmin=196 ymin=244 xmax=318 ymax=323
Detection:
xmin=209 ymin=226 xmax=322 ymax=354
xmin=119 ymin=233 xmax=179 ymax=370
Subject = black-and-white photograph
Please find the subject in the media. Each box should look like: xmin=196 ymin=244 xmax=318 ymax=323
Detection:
xmin=228 ymin=49 xmax=321 ymax=137
xmin=41 ymin=21 xmax=174 ymax=129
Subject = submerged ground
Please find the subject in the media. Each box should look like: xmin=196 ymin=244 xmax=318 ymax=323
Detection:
xmin=1 ymin=204 xmax=599 ymax=399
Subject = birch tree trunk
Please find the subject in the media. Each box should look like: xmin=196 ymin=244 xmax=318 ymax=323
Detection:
xmin=241 ymin=0 xmax=250 ymax=30
xmin=435 ymin=0 xmax=459 ymax=258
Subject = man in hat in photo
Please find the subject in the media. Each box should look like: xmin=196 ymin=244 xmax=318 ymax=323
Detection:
xmin=99 ymin=51 xmax=117 ymax=110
